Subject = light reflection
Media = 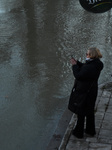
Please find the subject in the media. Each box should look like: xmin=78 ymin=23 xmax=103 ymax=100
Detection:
xmin=0 ymin=0 xmax=5 ymax=13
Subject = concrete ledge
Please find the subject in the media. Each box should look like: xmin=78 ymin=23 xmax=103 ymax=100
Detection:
xmin=58 ymin=114 xmax=77 ymax=150
xmin=46 ymin=109 xmax=73 ymax=150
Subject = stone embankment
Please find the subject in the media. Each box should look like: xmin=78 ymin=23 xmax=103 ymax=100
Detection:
xmin=58 ymin=82 xmax=112 ymax=150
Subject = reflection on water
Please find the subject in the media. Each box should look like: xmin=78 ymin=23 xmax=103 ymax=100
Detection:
xmin=0 ymin=0 xmax=112 ymax=149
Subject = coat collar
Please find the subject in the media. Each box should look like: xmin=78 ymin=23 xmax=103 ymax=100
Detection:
xmin=86 ymin=58 xmax=99 ymax=64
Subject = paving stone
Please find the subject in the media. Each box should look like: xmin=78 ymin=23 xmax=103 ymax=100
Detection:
xmin=86 ymin=137 xmax=98 ymax=143
xmin=95 ymin=120 xmax=102 ymax=128
xmin=66 ymin=139 xmax=89 ymax=150
xmin=98 ymin=97 xmax=110 ymax=105
xmin=106 ymin=106 xmax=112 ymax=113
xmin=95 ymin=97 xmax=101 ymax=108
xmin=89 ymin=143 xmax=112 ymax=150
xmin=96 ymin=98 xmax=110 ymax=112
xmin=97 ymin=90 xmax=103 ymax=97
xmin=98 ymin=138 xmax=112 ymax=144
xmin=103 ymin=113 xmax=112 ymax=122
xmin=101 ymin=121 xmax=112 ymax=129
xmin=95 ymin=112 xmax=105 ymax=120
xmin=96 ymin=106 xmax=106 ymax=112
xmin=102 ymin=91 xmax=111 ymax=98
xmin=99 ymin=129 xmax=112 ymax=139
xmin=70 ymin=135 xmax=84 ymax=141
xmin=108 ymin=98 xmax=112 ymax=105
xmin=107 ymin=105 xmax=112 ymax=109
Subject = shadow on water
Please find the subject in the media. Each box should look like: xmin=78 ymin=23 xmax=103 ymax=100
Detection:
xmin=23 ymin=0 xmax=38 ymax=68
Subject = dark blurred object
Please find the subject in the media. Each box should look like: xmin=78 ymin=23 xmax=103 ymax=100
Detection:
xmin=79 ymin=0 xmax=112 ymax=13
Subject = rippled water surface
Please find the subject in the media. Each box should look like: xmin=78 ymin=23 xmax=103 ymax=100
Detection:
xmin=0 ymin=0 xmax=112 ymax=150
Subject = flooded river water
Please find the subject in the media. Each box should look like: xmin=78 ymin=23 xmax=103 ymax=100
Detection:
xmin=0 ymin=0 xmax=112 ymax=150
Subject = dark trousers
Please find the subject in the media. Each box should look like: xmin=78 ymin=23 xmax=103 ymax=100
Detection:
xmin=74 ymin=113 xmax=96 ymax=137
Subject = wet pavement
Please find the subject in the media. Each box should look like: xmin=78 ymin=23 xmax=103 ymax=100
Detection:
xmin=58 ymin=82 xmax=112 ymax=150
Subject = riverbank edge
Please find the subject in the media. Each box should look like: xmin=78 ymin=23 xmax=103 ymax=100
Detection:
xmin=46 ymin=81 xmax=112 ymax=150
xmin=46 ymin=104 xmax=73 ymax=150
xmin=58 ymin=81 xmax=112 ymax=150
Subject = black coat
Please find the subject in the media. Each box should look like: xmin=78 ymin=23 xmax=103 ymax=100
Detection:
xmin=68 ymin=58 xmax=103 ymax=115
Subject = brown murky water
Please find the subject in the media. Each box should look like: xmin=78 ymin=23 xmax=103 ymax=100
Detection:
xmin=0 ymin=0 xmax=112 ymax=149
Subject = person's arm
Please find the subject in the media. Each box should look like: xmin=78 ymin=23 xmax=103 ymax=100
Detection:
xmin=77 ymin=61 xmax=84 ymax=67
xmin=72 ymin=64 xmax=96 ymax=81
xmin=70 ymin=57 xmax=96 ymax=80
xmin=70 ymin=58 xmax=77 ymax=65
xmin=70 ymin=57 xmax=84 ymax=67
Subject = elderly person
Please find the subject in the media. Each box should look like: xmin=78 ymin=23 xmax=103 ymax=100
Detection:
xmin=68 ymin=47 xmax=104 ymax=138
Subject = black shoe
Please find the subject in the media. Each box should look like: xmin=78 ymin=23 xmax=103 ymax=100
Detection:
xmin=84 ymin=129 xmax=96 ymax=137
xmin=72 ymin=130 xmax=83 ymax=139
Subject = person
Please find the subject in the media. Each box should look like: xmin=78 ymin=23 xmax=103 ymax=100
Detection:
xmin=68 ymin=47 xmax=104 ymax=138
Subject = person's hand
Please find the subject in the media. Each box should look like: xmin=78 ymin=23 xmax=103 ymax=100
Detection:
xmin=70 ymin=58 xmax=77 ymax=65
